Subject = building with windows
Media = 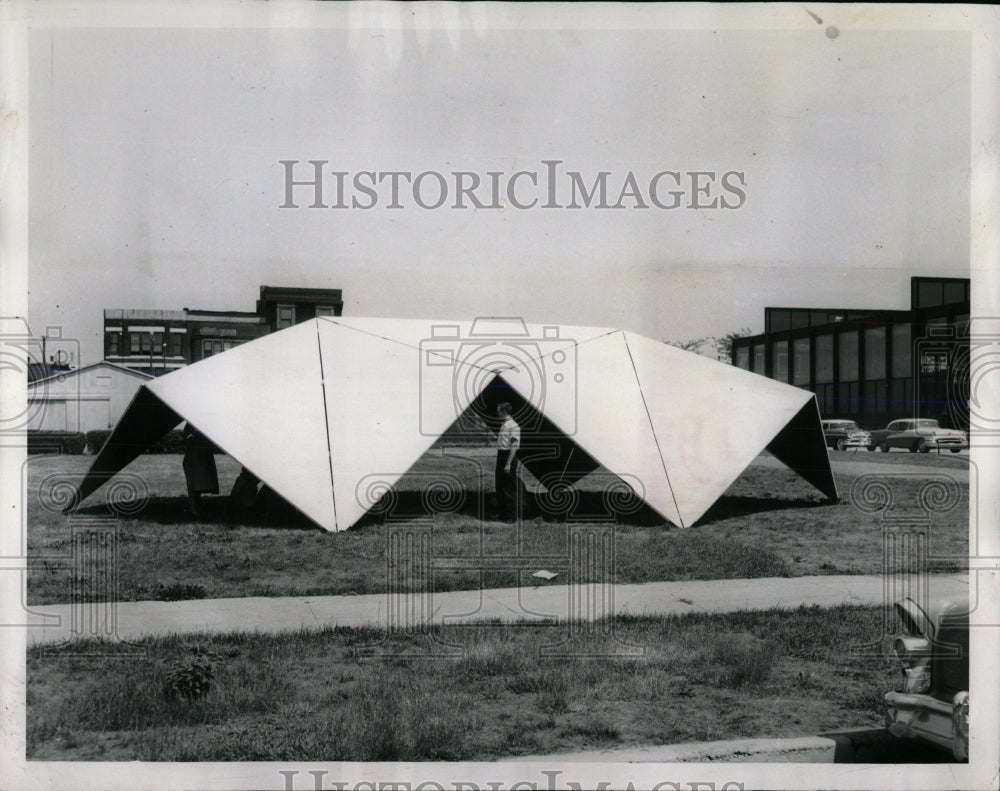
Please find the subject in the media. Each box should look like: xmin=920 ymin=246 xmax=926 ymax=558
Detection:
xmin=731 ymin=277 xmax=970 ymax=430
xmin=256 ymin=285 xmax=344 ymax=330
xmin=104 ymin=285 xmax=343 ymax=375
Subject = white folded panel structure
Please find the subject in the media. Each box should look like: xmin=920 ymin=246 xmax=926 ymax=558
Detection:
xmin=70 ymin=316 xmax=837 ymax=530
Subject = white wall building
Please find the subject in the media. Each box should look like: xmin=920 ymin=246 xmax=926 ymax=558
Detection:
xmin=27 ymin=362 xmax=153 ymax=433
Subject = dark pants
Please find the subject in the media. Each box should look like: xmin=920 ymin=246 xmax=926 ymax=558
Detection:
xmin=495 ymin=450 xmax=520 ymax=521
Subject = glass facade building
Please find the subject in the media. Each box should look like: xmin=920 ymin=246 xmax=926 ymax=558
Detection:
xmin=731 ymin=277 xmax=970 ymax=430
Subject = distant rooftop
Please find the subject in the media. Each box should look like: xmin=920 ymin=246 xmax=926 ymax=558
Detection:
xmin=259 ymin=285 xmax=343 ymax=303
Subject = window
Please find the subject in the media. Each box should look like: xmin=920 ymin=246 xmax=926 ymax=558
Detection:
xmin=943 ymin=281 xmax=967 ymax=305
xmin=130 ymin=332 xmax=141 ymax=354
xmin=889 ymin=378 xmax=912 ymax=413
xmin=773 ymin=341 xmax=789 ymax=382
xmin=868 ymin=379 xmax=889 ymax=413
xmin=753 ymin=343 xmax=765 ymax=374
xmin=864 ymin=327 xmax=886 ymax=380
xmin=836 ymin=381 xmax=860 ymax=414
xmin=815 ymin=383 xmax=835 ymax=416
xmin=202 ymin=339 xmax=244 ymax=359
xmin=792 ymin=338 xmax=810 ymax=385
xmin=276 ymin=304 xmax=296 ymax=329
xmin=315 ymin=305 xmax=338 ymax=317
xmin=790 ymin=311 xmax=810 ymax=331
xmin=106 ymin=332 xmax=120 ymax=356
xmin=171 ymin=333 xmax=184 ymax=357
xmin=140 ymin=333 xmax=152 ymax=353
xmin=839 ymin=331 xmax=859 ymax=382
xmin=735 ymin=346 xmax=750 ymax=370
xmin=917 ymin=280 xmax=944 ymax=309
xmin=152 ymin=332 xmax=164 ymax=355
xmin=891 ymin=324 xmax=911 ymax=378
xmin=815 ymin=334 xmax=834 ymax=383
xmin=767 ymin=310 xmax=791 ymax=333
xmin=202 ymin=339 xmax=224 ymax=358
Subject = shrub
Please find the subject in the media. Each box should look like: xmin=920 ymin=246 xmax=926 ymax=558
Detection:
xmin=27 ymin=431 xmax=87 ymax=455
xmin=152 ymin=429 xmax=186 ymax=454
xmin=163 ymin=655 xmax=214 ymax=702
xmin=85 ymin=430 xmax=111 ymax=454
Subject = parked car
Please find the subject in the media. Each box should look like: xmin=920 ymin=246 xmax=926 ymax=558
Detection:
xmin=820 ymin=419 xmax=872 ymax=451
xmin=869 ymin=419 xmax=968 ymax=453
xmin=885 ymin=595 xmax=969 ymax=761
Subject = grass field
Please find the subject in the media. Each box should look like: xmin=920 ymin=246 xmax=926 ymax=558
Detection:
xmin=27 ymin=604 xmax=898 ymax=761
xmin=25 ymin=450 xmax=969 ymax=604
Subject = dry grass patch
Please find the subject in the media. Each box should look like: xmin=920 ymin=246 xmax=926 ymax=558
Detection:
xmin=28 ymin=604 xmax=900 ymax=761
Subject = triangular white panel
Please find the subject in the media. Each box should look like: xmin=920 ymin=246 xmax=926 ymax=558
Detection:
xmin=501 ymin=330 xmax=683 ymax=526
xmin=318 ymin=320 xmax=485 ymax=530
xmin=74 ymin=316 xmax=837 ymax=533
xmin=623 ymin=331 xmax=813 ymax=526
xmin=148 ymin=320 xmax=337 ymax=530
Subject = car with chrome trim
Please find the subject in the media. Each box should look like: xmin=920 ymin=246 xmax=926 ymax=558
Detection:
xmin=820 ymin=419 xmax=872 ymax=451
xmin=868 ymin=419 xmax=968 ymax=453
xmin=885 ymin=595 xmax=969 ymax=761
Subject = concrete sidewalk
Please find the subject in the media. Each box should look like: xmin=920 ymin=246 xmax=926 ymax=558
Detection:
xmin=25 ymin=572 xmax=969 ymax=646
xmin=502 ymin=735 xmax=843 ymax=763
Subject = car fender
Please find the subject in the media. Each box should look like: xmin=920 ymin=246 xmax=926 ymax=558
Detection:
xmin=894 ymin=598 xmax=935 ymax=640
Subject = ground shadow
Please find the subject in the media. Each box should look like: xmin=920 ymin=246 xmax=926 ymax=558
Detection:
xmin=354 ymin=486 xmax=665 ymax=528
xmin=696 ymin=494 xmax=835 ymax=526
xmin=72 ymin=482 xmax=830 ymax=532
xmin=72 ymin=490 xmax=322 ymax=531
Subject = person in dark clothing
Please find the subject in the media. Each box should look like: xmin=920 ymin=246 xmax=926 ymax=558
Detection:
xmin=182 ymin=422 xmax=218 ymax=518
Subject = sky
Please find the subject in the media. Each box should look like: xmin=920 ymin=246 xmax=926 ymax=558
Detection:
xmin=26 ymin=13 xmax=971 ymax=366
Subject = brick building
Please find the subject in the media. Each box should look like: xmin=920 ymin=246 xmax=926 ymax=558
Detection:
xmin=104 ymin=286 xmax=343 ymax=375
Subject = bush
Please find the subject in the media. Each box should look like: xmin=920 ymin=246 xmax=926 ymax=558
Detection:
xmin=84 ymin=429 xmax=196 ymax=455
xmin=163 ymin=655 xmax=215 ymax=702
xmin=152 ymin=429 xmax=186 ymax=454
xmin=27 ymin=431 xmax=87 ymax=455
xmin=85 ymin=430 xmax=111 ymax=454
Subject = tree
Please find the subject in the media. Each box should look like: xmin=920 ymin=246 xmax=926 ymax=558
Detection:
xmin=666 ymin=336 xmax=708 ymax=354
xmin=665 ymin=328 xmax=753 ymax=362
xmin=710 ymin=328 xmax=753 ymax=362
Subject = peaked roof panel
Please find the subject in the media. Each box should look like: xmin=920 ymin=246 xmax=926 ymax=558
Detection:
xmin=622 ymin=331 xmax=815 ymax=526
xmin=317 ymin=319 xmax=482 ymax=530
xmin=500 ymin=330 xmax=682 ymax=526
xmin=147 ymin=320 xmax=338 ymax=530
xmin=70 ymin=317 xmax=837 ymax=533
